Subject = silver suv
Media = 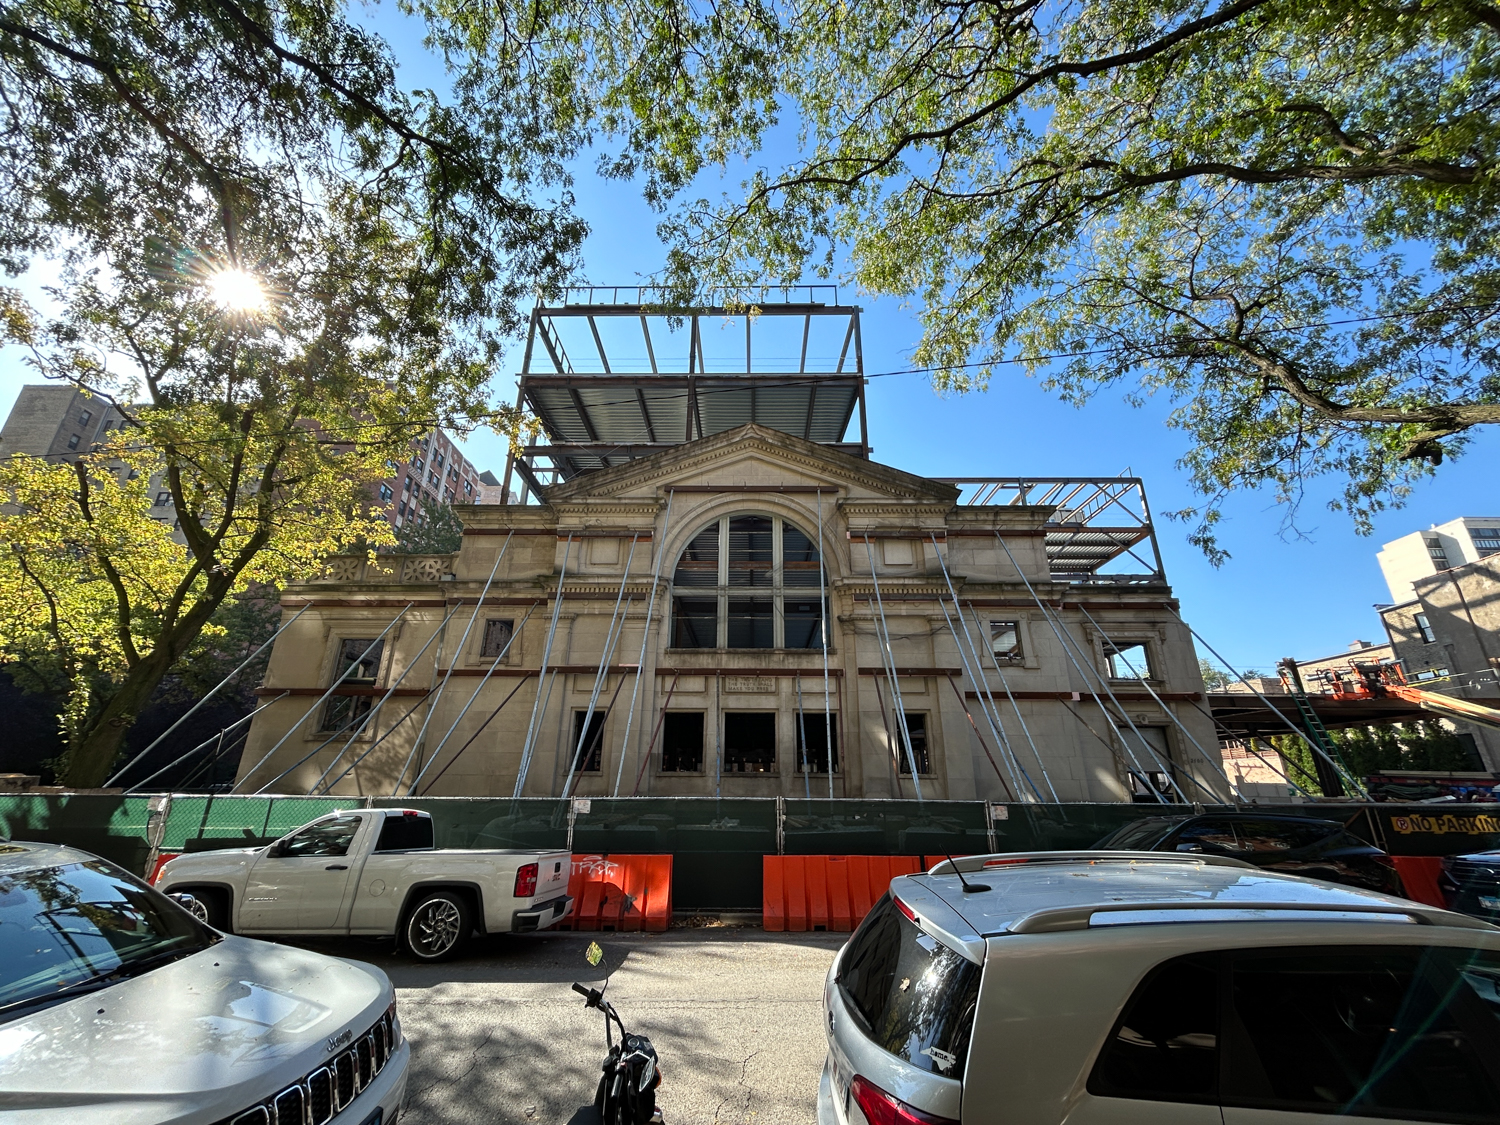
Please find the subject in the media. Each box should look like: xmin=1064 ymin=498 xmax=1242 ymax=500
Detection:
xmin=818 ymin=851 xmax=1500 ymax=1125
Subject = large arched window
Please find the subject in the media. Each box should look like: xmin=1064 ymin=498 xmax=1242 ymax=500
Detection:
xmin=670 ymin=514 xmax=826 ymax=649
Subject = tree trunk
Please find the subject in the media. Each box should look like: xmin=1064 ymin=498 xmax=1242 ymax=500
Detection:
xmin=63 ymin=576 xmax=238 ymax=788
xmin=64 ymin=646 xmax=180 ymax=788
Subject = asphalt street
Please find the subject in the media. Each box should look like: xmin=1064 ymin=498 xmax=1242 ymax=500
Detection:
xmin=292 ymin=928 xmax=846 ymax=1125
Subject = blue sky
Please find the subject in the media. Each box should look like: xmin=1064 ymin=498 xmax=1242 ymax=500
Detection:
xmin=3 ymin=4 xmax=1495 ymax=675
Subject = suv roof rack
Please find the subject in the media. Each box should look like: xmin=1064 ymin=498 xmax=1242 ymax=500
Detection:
xmin=926 ymin=851 xmax=1256 ymax=875
xmin=1007 ymin=899 xmax=1493 ymax=935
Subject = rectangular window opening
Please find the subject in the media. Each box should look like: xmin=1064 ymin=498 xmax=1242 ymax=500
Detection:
xmin=1415 ymin=612 xmax=1437 ymax=644
xmin=321 ymin=638 xmax=385 ymax=732
xmin=795 ymin=712 xmax=839 ymax=773
xmin=990 ymin=621 xmax=1022 ymax=663
xmin=784 ymin=598 xmax=826 ymax=650
xmin=661 ymin=712 xmax=705 ymax=772
xmin=727 ymin=598 xmax=774 ymax=648
xmin=1105 ymin=640 xmax=1151 ymax=680
xmin=571 ymin=711 xmax=605 ymax=774
xmin=723 ymin=712 xmax=775 ymax=773
xmin=895 ymin=712 xmax=932 ymax=775
xmin=480 ymin=618 xmax=514 ymax=659
xmin=671 ymin=597 xmax=717 ymax=648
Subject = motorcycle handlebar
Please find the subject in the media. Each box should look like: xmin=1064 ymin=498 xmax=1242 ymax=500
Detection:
xmin=571 ymin=982 xmax=591 ymax=998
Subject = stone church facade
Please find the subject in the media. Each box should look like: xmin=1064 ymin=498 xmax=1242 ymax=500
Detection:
xmin=235 ymin=424 xmax=1222 ymax=802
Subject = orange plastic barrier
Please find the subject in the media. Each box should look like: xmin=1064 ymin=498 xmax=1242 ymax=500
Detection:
xmin=764 ymin=855 xmax=924 ymax=932
xmin=1392 ymin=856 xmax=1447 ymax=909
xmin=561 ymin=854 xmax=673 ymax=932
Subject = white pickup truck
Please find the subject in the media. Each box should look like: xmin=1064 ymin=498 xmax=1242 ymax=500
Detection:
xmin=154 ymin=808 xmax=573 ymax=961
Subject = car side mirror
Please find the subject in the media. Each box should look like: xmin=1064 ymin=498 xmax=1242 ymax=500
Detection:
xmin=266 ymin=841 xmax=287 ymax=858
xmin=1175 ymin=842 xmax=1205 ymax=853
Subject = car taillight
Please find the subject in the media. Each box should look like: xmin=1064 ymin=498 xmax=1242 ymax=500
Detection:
xmin=514 ymin=863 xmax=538 ymax=898
xmin=1372 ymin=854 xmax=1397 ymax=868
xmin=850 ymin=1076 xmax=958 ymax=1125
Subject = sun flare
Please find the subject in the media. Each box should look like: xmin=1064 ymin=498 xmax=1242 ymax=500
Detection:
xmin=205 ymin=268 xmax=266 ymax=312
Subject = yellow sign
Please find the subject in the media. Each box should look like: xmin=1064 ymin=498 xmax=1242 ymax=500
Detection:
xmin=1390 ymin=813 xmax=1500 ymax=835
xmin=586 ymin=941 xmax=604 ymax=967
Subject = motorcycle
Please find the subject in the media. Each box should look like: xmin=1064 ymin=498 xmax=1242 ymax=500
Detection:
xmin=571 ymin=980 xmax=664 ymax=1125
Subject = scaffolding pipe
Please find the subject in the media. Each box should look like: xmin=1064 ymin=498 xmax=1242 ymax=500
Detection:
xmin=926 ymin=535 xmax=1034 ymax=797
xmin=407 ymin=601 xmax=540 ymax=794
xmin=871 ymin=674 xmax=903 ymax=798
xmin=1073 ymin=602 xmax=1246 ymax=804
xmin=125 ymin=692 xmax=287 ymax=793
xmin=398 ymin=532 xmax=514 ymax=792
xmin=817 ymin=490 xmax=834 ymax=800
xmin=307 ymin=603 xmax=463 ymax=794
xmin=514 ymin=534 xmax=574 ymax=797
xmin=565 ymin=657 xmax=632 ymax=800
xmin=231 ymin=606 xmax=412 ymax=792
xmin=932 ymin=590 xmax=1033 ymax=799
xmin=990 ymin=534 xmax=1173 ymax=803
xmin=105 ymin=604 xmax=310 ymax=787
xmin=631 ymin=672 xmax=680 ymax=796
xmin=945 ymin=674 xmax=1016 ymax=801
xmin=797 ymin=674 xmax=810 ymax=799
xmin=563 ymin=537 xmax=639 ymax=799
xmin=863 ymin=538 xmax=924 ymax=800
xmin=966 ymin=600 xmax=1059 ymax=802
xmin=1179 ymin=614 xmax=1369 ymax=799
xmin=418 ymin=673 xmax=535 ymax=796
xmin=615 ymin=493 xmax=674 ymax=795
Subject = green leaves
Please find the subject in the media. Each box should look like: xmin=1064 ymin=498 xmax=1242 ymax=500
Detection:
xmin=460 ymin=0 xmax=1500 ymax=555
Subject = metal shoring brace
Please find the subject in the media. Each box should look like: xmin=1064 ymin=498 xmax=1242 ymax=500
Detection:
xmin=862 ymin=537 xmax=924 ymax=800
xmin=397 ymin=532 xmax=514 ymax=792
xmin=965 ymin=599 xmax=1060 ymax=803
xmin=561 ymin=592 xmax=634 ymax=800
xmin=305 ymin=601 xmax=465 ymax=794
xmin=995 ymin=535 xmax=1208 ymax=804
xmin=928 ymin=574 xmax=1035 ymax=798
xmin=797 ymin=675 xmax=810 ymax=800
xmin=816 ymin=489 xmax=835 ymax=800
xmin=105 ymin=604 xmax=311 ymax=787
xmin=614 ymin=492 xmax=674 ymax=795
xmin=562 ymin=536 xmax=639 ymax=800
xmin=990 ymin=533 xmax=1171 ymax=804
xmin=925 ymin=534 xmax=1034 ymax=796
xmin=417 ymin=672 xmax=535 ymax=796
xmin=1174 ymin=612 xmax=1370 ymax=799
xmin=944 ymin=673 xmax=1016 ymax=801
xmin=630 ymin=672 xmax=681 ymax=796
xmin=231 ymin=605 xmax=413 ymax=792
xmin=1073 ymin=602 xmax=1247 ymax=804
xmin=125 ymin=692 xmax=288 ymax=793
xmin=930 ymin=590 xmax=1033 ymax=799
xmin=407 ymin=601 xmax=541 ymax=795
xmin=514 ymin=533 xmax=574 ymax=798
xmin=564 ymin=631 xmax=635 ymax=800
xmin=871 ymin=675 xmax=903 ymax=797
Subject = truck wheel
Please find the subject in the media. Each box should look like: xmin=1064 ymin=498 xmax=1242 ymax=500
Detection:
xmin=404 ymin=891 xmax=471 ymax=961
xmin=173 ymin=888 xmax=230 ymax=931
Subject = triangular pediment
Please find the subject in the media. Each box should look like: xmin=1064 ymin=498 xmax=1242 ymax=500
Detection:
xmin=538 ymin=424 xmax=958 ymax=505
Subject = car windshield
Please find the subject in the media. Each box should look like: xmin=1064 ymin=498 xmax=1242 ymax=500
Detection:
xmin=0 ymin=860 xmax=214 ymax=1020
xmin=1096 ymin=818 xmax=1177 ymax=850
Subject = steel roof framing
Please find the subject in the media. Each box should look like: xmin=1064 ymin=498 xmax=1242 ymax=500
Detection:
xmin=503 ymin=292 xmax=869 ymax=498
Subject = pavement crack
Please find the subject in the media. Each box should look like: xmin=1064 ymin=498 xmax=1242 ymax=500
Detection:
xmin=411 ymin=1028 xmax=496 ymax=1100
xmin=712 ymin=1050 xmax=759 ymax=1125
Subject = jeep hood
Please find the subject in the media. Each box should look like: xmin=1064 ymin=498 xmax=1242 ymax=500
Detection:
xmin=0 ymin=935 xmax=390 ymax=1125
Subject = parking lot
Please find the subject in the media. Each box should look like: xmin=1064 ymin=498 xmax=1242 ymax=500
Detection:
xmin=293 ymin=928 xmax=846 ymax=1125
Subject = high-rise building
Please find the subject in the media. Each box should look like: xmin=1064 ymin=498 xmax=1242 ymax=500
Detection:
xmin=1377 ymin=517 xmax=1500 ymax=603
xmin=0 ymin=385 xmax=183 ymax=537
xmin=374 ymin=428 xmax=493 ymax=536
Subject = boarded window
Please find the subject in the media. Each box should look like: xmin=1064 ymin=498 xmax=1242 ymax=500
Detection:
xmin=661 ymin=712 xmax=705 ymax=772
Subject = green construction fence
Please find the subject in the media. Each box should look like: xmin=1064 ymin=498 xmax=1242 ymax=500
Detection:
xmin=2 ymin=794 xmax=1495 ymax=911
